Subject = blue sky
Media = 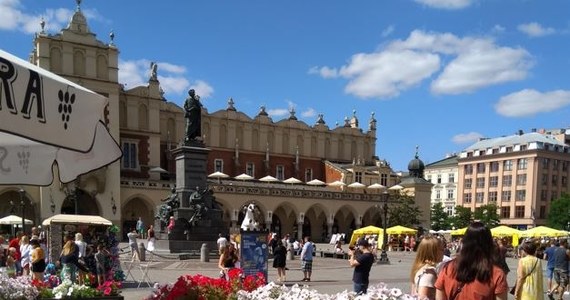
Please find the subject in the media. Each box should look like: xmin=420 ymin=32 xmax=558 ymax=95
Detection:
xmin=2 ymin=0 xmax=569 ymax=171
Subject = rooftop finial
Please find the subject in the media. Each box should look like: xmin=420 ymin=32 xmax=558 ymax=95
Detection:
xmin=227 ymin=97 xmax=236 ymax=111
xmin=109 ymin=30 xmax=115 ymax=46
xmin=40 ymin=17 xmax=46 ymax=34
xmin=76 ymin=0 xmax=82 ymax=11
xmin=415 ymin=145 xmax=419 ymax=159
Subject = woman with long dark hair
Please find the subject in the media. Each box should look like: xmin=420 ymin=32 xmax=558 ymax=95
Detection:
xmin=435 ymin=222 xmax=509 ymax=300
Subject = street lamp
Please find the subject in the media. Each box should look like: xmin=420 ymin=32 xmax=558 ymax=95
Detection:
xmin=19 ymin=188 xmax=26 ymax=234
xmin=377 ymin=190 xmax=390 ymax=264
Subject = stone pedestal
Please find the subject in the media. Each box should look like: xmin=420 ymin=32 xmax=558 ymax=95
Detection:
xmin=172 ymin=143 xmax=210 ymax=207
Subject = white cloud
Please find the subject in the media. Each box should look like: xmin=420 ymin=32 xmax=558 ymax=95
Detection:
xmin=267 ymin=108 xmax=289 ymax=117
xmin=381 ymin=25 xmax=395 ymax=37
xmin=308 ymin=66 xmax=338 ymax=78
xmin=492 ymin=24 xmax=505 ymax=33
xmin=414 ymin=0 xmax=474 ymax=10
xmin=517 ymin=22 xmax=555 ymax=37
xmin=119 ymin=59 xmax=212 ymax=98
xmin=452 ymin=132 xmax=484 ymax=144
xmin=0 ymin=1 xmax=87 ymax=34
xmin=301 ymin=108 xmax=317 ymax=118
xmin=495 ymin=89 xmax=570 ymax=117
xmin=316 ymin=30 xmax=532 ymax=98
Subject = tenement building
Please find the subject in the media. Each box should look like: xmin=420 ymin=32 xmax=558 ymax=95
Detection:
xmin=0 ymin=2 xmax=437 ymax=242
xmin=457 ymin=129 xmax=570 ymax=229
xmin=424 ymin=154 xmax=459 ymax=217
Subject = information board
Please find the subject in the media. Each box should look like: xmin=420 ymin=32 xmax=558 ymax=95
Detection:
xmin=239 ymin=230 xmax=269 ymax=280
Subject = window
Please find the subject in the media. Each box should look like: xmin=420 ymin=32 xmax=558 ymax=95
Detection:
xmin=553 ymin=159 xmax=559 ymax=170
xmin=427 ymin=175 xmax=432 ymax=183
xmin=503 ymin=160 xmax=513 ymax=171
xmin=465 ymin=178 xmax=472 ymax=189
xmin=437 ymin=174 xmax=442 ymax=184
xmin=214 ymin=159 xmax=223 ymax=172
xmin=562 ymin=176 xmax=567 ymax=186
xmin=489 ymin=176 xmax=498 ymax=187
xmin=464 ymin=165 xmax=473 ymax=174
xmin=563 ymin=161 xmax=569 ymax=172
xmin=490 ymin=162 xmax=499 ymax=172
xmin=476 ymin=192 xmax=484 ymax=203
xmin=502 ymin=175 xmax=512 ymax=187
xmin=520 ymin=144 xmax=527 ymax=151
xmin=477 ymin=163 xmax=486 ymax=173
xmin=448 ymin=173 xmax=455 ymax=183
xmin=515 ymin=189 xmax=526 ymax=201
xmin=246 ymin=162 xmax=255 ymax=177
xmin=501 ymin=206 xmax=510 ymax=218
xmin=121 ymin=141 xmax=138 ymax=169
xmin=380 ymin=173 xmax=387 ymax=186
xmin=276 ymin=165 xmax=284 ymax=180
xmin=542 ymin=158 xmax=550 ymax=169
xmin=464 ymin=193 xmax=472 ymax=203
xmin=551 ymin=190 xmax=558 ymax=201
xmin=506 ymin=146 xmax=513 ymax=153
xmin=515 ymin=206 xmax=525 ymax=218
xmin=542 ymin=174 xmax=548 ymax=185
xmin=552 ymin=175 xmax=558 ymax=185
xmin=516 ymin=174 xmax=527 ymax=185
xmin=492 ymin=148 xmax=499 ymax=154
xmin=489 ymin=191 xmax=497 ymax=202
xmin=476 ymin=177 xmax=485 ymax=188
xmin=517 ymin=158 xmax=528 ymax=170
xmin=355 ymin=171 xmax=362 ymax=183
xmin=541 ymin=190 xmax=547 ymax=201
xmin=502 ymin=190 xmax=511 ymax=202
xmin=305 ymin=168 xmax=313 ymax=182
xmin=447 ymin=189 xmax=454 ymax=200
xmin=446 ymin=206 xmax=454 ymax=216
xmin=436 ymin=190 xmax=441 ymax=200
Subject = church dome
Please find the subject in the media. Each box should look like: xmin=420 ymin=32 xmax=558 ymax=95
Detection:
xmin=407 ymin=147 xmax=425 ymax=178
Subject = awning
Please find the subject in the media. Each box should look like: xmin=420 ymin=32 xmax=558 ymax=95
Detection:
xmin=42 ymin=214 xmax=112 ymax=226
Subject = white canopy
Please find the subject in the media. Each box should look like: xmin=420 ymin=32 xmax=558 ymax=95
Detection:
xmin=0 ymin=215 xmax=34 ymax=225
xmin=235 ymin=173 xmax=254 ymax=180
xmin=259 ymin=175 xmax=280 ymax=182
xmin=306 ymin=179 xmax=326 ymax=186
xmin=347 ymin=182 xmax=366 ymax=188
xmin=42 ymin=214 xmax=112 ymax=226
xmin=283 ymin=177 xmax=302 ymax=184
xmin=367 ymin=183 xmax=386 ymax=189
xmin=328 ymin=180 xmax=346 ymax=187
xmin=208 ymin=171 xmax=229 ymax=179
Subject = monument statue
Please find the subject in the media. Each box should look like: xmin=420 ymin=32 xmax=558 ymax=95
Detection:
xmin=187 ymin=186 xmax=222 ymax=226
xmin=150 ymin=62 xmax=158 ymax=80
xmin=155 ymin=186 xmax=179 ymax=229
xmin=184 ymin=89 xmax=202 ymax=143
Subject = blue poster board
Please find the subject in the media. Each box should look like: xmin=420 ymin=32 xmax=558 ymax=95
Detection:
xmin=240 ymin=230 xmax=269 ymax=280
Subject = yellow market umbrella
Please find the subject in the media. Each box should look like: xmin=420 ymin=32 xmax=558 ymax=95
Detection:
xmin=450 ymin=227 xmax=467 ymax=236
xmin=490 ymin=225 xmax=522 ymax=238
xmin=387 ymin=225 xmax=417 ymax=235
xmin=520 ymin=226 xmax=569 ymax=238
xmin=350 ymin=225 xmax=383 ymax=245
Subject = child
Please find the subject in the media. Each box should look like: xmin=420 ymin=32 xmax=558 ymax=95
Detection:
xmin=5 ymin=247 xmax=17 ymax=278
xmin=94 ymin=244 xmax=109 ymax=286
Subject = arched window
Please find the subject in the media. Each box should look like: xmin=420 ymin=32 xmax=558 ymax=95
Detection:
xmin=119 ymin=101 xmax=127 ymax=128
xmin=138 ymin=104 xmax=148 ymax=130
xmin=50 ymin=47 xmax=62 ymax=73
xmin=73 ymin=50 xmax=86 ymax=76
xmin=96 ymin=55 xmax=108 ymax=79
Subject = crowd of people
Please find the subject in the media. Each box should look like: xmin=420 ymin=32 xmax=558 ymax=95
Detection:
xmin=0 ymin=226 xmax=113 ymax=287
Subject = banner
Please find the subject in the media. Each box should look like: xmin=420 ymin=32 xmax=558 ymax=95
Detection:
xmin=240 ymin=230 xmax=269 ymax=280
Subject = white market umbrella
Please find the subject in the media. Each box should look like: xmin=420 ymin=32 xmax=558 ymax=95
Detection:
xmin=235 ymin=173 xmax=254 ymax=181
xmin=328 ymin=180 xmax=346 ymax=187
xmin=367 ymin=183 xmax=386 ymax=190
xmin=283 ymin=177 xmax=302 ymax=184
xmin=0 ymin=214 xmax=34 ymax=225
xmin=208 ymin=171 xmax=230 ymax=179
xmin=0 ymin=50 xmax=122 ymax=185
xmin=388 ymin=184 xmax=404 ymax=191
xmin=306 ymin=179 xmax=326 ymax=186
xmin=259 ymin=175 xmax=280 ymax=182
xmin=347 ymin=182 xmax=366 ymax=188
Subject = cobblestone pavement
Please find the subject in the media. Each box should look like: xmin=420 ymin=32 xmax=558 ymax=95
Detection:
xmin=118 ymin=243 xmax=563 ymax=300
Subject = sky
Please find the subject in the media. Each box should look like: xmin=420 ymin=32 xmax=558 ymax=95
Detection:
xmin=1 ymin=0 xmax=569 ymax=171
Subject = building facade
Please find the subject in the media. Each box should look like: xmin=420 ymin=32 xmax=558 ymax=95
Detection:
xmin=457 ymin=130 xmax=570 ymax=229
xmin=0 ymin=3 xmax=437 ymax=242
xmin=425 ymin=155 xmax=458 ymax=216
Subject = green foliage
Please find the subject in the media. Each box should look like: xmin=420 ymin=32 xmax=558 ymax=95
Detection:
xmin=452 ymin=206 xmax=473 ymax=229
xmin=547 ymin=193 xmax=570 ymax=230
xmin=431 ymin=202 xmax=449 ymax=231
xmin=388 ymin=194 xmax=422 ymax=228
xmin=473 ymin=203 xmax=501 ymax=227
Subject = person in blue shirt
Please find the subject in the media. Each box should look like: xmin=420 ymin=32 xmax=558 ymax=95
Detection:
xmin=300 ymin=236 xmax=314 ymax=282
xmin=544 ymin=240 xmax=559 ymax=295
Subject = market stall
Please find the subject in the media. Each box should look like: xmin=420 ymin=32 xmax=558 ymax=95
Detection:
xmin=42 ymin=214 xmax=112 ymax=264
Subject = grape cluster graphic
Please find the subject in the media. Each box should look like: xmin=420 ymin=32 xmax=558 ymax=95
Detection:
xmin=58 ymin=89 xmax=76 ymax=130
xmin=17 ymin=149 xmax=30 ymax=174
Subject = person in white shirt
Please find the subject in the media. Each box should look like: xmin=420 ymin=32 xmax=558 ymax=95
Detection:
xmin=216 ymin=233 xmax=228 ymax=255
xmin=127 ymin=228 xmax=140 ymax=261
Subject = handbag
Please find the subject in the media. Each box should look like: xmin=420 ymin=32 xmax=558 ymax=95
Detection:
xmin=510 ymin=257 xmax=538 ymax=295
